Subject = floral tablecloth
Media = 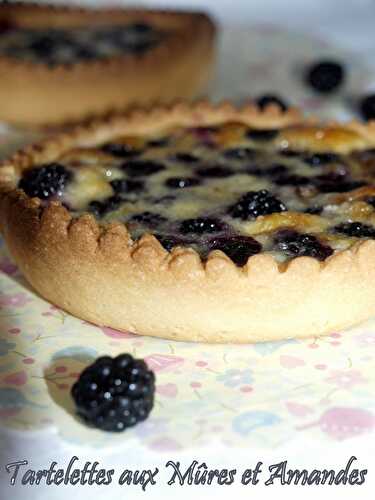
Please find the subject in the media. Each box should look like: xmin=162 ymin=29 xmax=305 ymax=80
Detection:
xmin=0 ymin=25 xmax=375 ymax=454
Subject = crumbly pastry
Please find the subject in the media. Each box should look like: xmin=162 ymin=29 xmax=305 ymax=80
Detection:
xmin=2 ymin=101 xmax=375 ymax=343
xmin=0 ymin=3 xmax=216 ymax=126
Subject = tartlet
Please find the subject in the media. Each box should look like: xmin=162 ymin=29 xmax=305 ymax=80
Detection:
xmin=0 ymin=2 xmax=216 ymax=126
xmin=2 ymin=101 xmax=375 ymax=343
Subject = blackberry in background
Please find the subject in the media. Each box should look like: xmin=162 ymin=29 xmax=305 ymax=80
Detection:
xmin=256 ymin=94 xmax=288 ymax=111
xmin=306 ymin=61 xmax=345 ymax=93
xmin=359 ymin=94 xmax=375 ymax=121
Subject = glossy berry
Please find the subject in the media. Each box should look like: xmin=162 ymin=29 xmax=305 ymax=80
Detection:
xmin=245 ymin=164 xmax=287 ymax=178
xmin=246 ymin=128 xmax=279 ymax=141
xmin=75 ymin=47 xmax=97 ymax=61
xmin=223 ymin=147 xmax=256 ymax=160
xmin=306 ymin=61 xmax=345 ymax=93
xmin=122 ymin=160 xmax=165 ymax=177
xmin=229 ymin=189 xmax=287 ymax=220
xmin=366 ymin=196 xmax=375 ymax=208
xmin=305 ymin=206 xmax=323 ymax=215
xmin=279 ymin=150 xmax=302 ymax=158
xmin=208 ymin=235 xmax=262 ymax=266
xmin=359 ymin=94 xmax=375 ymax=121
xmin=110 ymin=178 xmax=144 ymax=194
xmin=88 ymin=195 xmax=122 ymax=217
xmin=156 ymin=234 xmax=191 ymax=251
xmin=274 ymin=229 xmax=333 ymax=260
xmin=71 ymin=354 xmax=155 ymax=432
xmin=273 ymin=174 xmax=310 ymax=186
xmin=171 ymin=152 xmax=199 ymax=163
xmin=354 ymin=149 xmax=375 ymax=163
xmin=18 ymin=163 xmax=72 ymax=200
xmin=179 ymin=217 xmax=226 ymax=234
xmin=130 ymin=23 xmax=153 ymax=33
xmin=29 ymin=35 xmax=56 ymax=55
xmin=102 ymin=142 xmax=142 ymax=158
xmin=314 ymin=173 xmax=365 ymax=193
xmin=165 ymin=177 xmax=200 ymax=188
xmin=303 ymin=152 xmax=341 ymax=167
xmin=129 ymin=212 xmax=167 ymax=227
xmin=196 ymin=166 xmax=234 ymax=178
xmin=147 ymin=137 xmax=169 ymax=148
xmin=256 ymin=94 xmax=288 ymax=111
xmin=333 ymin=222 xmax=375 ymax=238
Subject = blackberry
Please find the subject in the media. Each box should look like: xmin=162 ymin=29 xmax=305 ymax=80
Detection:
xmin=147 ymin=194 xmax=176 ymax=204
xmin=129 ymin=212 xmax=167 ymax=227
xmin=279 ymin=149 xmax=302 ymax=158
xmin=156 ymin=234 xmax=191 ymax=251
xmin=274 ymin=229 xmax=333 ymax=260
xmin=353 ymin=149 xmax=375 ymax=163
xmin=29 ymin=35 xmax=57 ymax=56
xmin=125 ymin=39 xmax=156 ymax=55
xmin=245 ymin=166 xmax=264 ymax=176
xmin=246 ymin=128 xmax=279 ymax=141
xmin=102 ymin=142 xmax=142 ymax=158
xmin=208 ymin=235 xmax=262 ymax=266
xmin=110 ymin=179 xmax=144 ymax=194
xmin=359 ymin=94 xmax=375 ymax=121
xmin=196 ymin=166 xmax=234 ymax=178
xmin=246 ymin=164 xmax=288 ymax=178
xmin=306 ymin=61 xmax=345 ymax=93
xmin=130 ymin=23 xmax=153 ymax=34
xmin=121 ymin=160 xmax=165 ymax=177
xmin=273 ymin=174 xmax=310 ymax=186
xmin=71 ymin=354 xmax=155 ymax=432
xmin=171 ymin=152 xmax=199 ymax=163
xmin=366 ymin=196 xmax=375 ymax=208
xmin=303 ymin=152 xmax=341 ymax=167
xmin=74 ymin=46 xmax=97 ymax=61
xmin=190 ymin=126 xmax=218 ymax=135
xmin=265 ymin=164 xmax=289 ymax=177
xmin=147 ymin=137 xmax=169 ymax=148
xmin=256 ymin=94 xmax=288 ymax=111
xmin=88 ymin=195 xmax=122 ymax=217
xmin=222 ymin=147 xmax=256 ymax=160
xmin=165 ymin=177 xmax=200 ymax=189
xmin=314 ymin=173 xmax=365 ymax=193
xmin=18 ymin=163 xmax=72 ymax=200
xmin=179 ymin=217 xmax=226 ymax=234
xmin=305 ymin=206 xmax=323 ymax=215
xmin=229 ymin=189 xmax=287 ymax=220
xmin=333 ymin=222 xmax=375 ymax=238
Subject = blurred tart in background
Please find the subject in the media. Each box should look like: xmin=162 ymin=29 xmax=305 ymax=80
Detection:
xmin=0 ymin=2 xmax=216 ymax=127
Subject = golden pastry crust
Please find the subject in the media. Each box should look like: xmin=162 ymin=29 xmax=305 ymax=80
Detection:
xmin=2 ymin=101 xmax=375 ymax=343
xmin=0 ymin=2 xmax=216 ymax=127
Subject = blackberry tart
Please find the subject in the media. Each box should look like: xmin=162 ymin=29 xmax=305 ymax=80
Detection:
xmin=2 ymin=101 xmax=375 ymax=342
xmin=0 ymin=3 xmax=215 ymax=126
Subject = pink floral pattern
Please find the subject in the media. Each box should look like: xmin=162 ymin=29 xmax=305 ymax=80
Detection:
xmin=325 ymin=370 xmax=367 ymax=389
xmin=0 ymin=292 xmax=32 ymax=308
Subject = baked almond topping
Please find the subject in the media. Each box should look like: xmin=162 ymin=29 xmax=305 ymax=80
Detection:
xmin=16 ymin=123 xmax=375 ymax=265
